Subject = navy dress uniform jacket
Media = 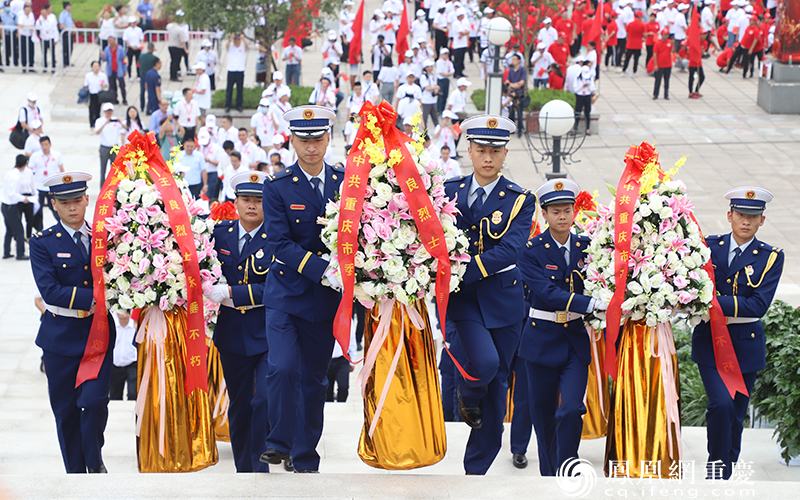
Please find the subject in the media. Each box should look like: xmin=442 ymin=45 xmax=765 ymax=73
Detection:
xmin=518 ymin=231 xmax=592 ymax=368
xmin=212 ymin=220 xmax=271 ymax=356
xmin=443 ymin=174 xmax=537 ymax=328
xmin=692 ymin=233 xmax=785 ymax=374
xmin=31 ymin=222 xmax=115 ymax=356
xmin=261 ymin=162 xmax=345 ymax=321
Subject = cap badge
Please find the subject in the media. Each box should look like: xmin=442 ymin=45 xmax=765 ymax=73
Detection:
xmin=491 ymin=210 xmax=503 ymax=224
xmin=249 ymin=173 xmax=260 ymax=183
xmin=745 ymin=190 xmax=756 ymax=200
xmin=62 ymin=175 xmax=73 ymax=184
xmin=554 ymin=181 xmax=564 ymax=191
xmin=486 ymin=118 xmax=498 ymax=129
xmin=303 ymin=109 xmax=315 ymax=120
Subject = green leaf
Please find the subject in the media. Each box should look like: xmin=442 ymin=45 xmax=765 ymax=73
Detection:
xmin=606 ymin=183 xmax=617 ymax=197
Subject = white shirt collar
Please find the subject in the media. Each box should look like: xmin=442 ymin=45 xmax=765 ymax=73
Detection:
xmin=469 ymin=175 xmax=501 ymax=199
xmin=729 ymin=235 xmax=754 ymax=256
xmin=554 ymin=233 xmax=571 ymax=249
xmin=300 ymin=164 xmax=326 ymax=188
xmin=239 ymin=221 xmax=262 ymax=241
xmin=62 ymin=221 xmax=90 ymax=241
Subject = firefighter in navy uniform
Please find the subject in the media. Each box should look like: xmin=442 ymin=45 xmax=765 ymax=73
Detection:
xmin=207 ymin=170 xmax=277 ymax=472
xmin=30 ymin=172 xmax=116 ymax=473
xmin=443 ymin=114 xmax=536 ymax=475
xmin=517 ymin=179 xmax=606 ymax=476
xmin=692 ymin=187 xmax=784 ymax=480
xmin=259 ymin=105 xmax=345 ymax=473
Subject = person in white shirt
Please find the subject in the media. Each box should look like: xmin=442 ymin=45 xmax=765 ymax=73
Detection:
xmin=195 ymin=39 xmax=218 ymax=90
xmin=435 ymin=48 xmax=455 ymax=113
xmin=266 ymin=134 xmax=294 ymax=168
xmin=23 ymin=119 xmax=43 ymax=157
xmin=446 ymin=77 xmax=470 ymax=156
xmin=19 ymin=93 xmax=43 ymax=133
xmin=199 ymin=114 xmax=222 ymax=145
xmin=225 ymin=33 xmax=248 ymax=112
xmin=412 ymin=9 xmax=429 ymax=44
xmin=197 ymin=129 xmax=225 ymax=201
xmin=122 ymin=16 xmax=144 ymax=82
xmin=438 ymin=145 xmax=461 ymax=178
xmin=282 ymin=36 xmax=303 ymax=86
xmin=36 ymin=4 xmax=59 ymax=73
xmin=673 ymin=3 xmax=689 ymax=46
xmin=396 ymin=71 xmax=422 ymax=123
xmin=174 ymin=88 xmax=200 ymax=141
xmin=377 ymin=56 xmax=400 ymax=104
xmin=110 ymin=311 xmax=138 ymax=401
xmin=537 ymin=17 xmax=559 ymax=49
xmin=218 ymin=115 xmax=239 ymax=146
xmin=369 ymin=9 xmax=385 ymax=47
xmin=361 ymin=70 xmax=381 ymax=105
xmin=28 ymin=135 xmax=63 ymax=228
xmin=309 ymin=75 xmax=337 ymax=110
xmin=382 ymin=10 xmax=398 ymax=48
xmin=530 ymin=43 xmax=555 ymax=88
xmin=572 ymin=66 xmax=596 ymax=135
xmin=451 ymin=9 xmax=470 ymax=78
xmin=564 ymin=57 xmax=584 ymax=93
xmin=417 ymin=38 xmax=435 ymax=62
xmin=1 ymin=155 xmax=34 ymax=259
xmin=236 ymin=128 xmax=260 ymax=169
xmin=250 ymin=97 xmax=274 ymax=148
xmin=346 ymin=81 xmax=366 ymax=115
xmin=193 ymin=62 xmax=211 ymax=115
xmin=433 ymin=110 xmax=458 ymax=158
xmin=321 ymin=29 xmax=343 ymax=73
xmin=264 ymin=71 xmax=290 ymax=99
xmin=84 ymin=62 xmax=110 ymax=131
xmin=17 ymin=3 xmax=34 ymax=72
xmin=398 ymin=49 xmax=416 ymax=84
xmin=220 ymin=151 xmax=248 ymax=203
xmin=419 ymin=60 xmax=440 ymax=129
xmin=479 ymin=7 xmax=494 ymax=52
xmin=95 ymin=102 xmax=123 ymax=185
xmin=248 ymin=134 xmax=268 ymax=167
xmin=372 ymin=34 xmax=391 ymax=73
xmin=737 ymin=6 xmax=750 ymax=43
xmin=269 ymin=87 xmax=292 ymax=140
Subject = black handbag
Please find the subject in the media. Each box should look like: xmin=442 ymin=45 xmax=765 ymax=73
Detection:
xmin=99 ymin=90 xmax=116 ymax=104
xmin=9 ymin=122 xmax=27 ymax=150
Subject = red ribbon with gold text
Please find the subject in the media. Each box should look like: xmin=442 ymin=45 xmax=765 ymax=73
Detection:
xmin=604 ymin=142 xmax=656 ymax=379
xmin=689 ymin=213 xmax=748 ymax=398
xmin=79 ymin=131 xmax=208 ymax=395
xmin=333 ymin=101 xmax=474 ymax=380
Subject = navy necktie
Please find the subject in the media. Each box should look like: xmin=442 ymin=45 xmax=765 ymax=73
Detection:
xmin=561 ymin=246 xmax=568 ymax=266
xmin=471 ymin=187 xmax=485 ymax=217
xmin=730 ymin=247 xmax=742 ymax=269
xmin=75 ymin=232 xmax=88 ymax=261
xmin=310 ymin=177 xmax=324 ymax=211
xmin=241 ymin=233 xmax=252 ymax=255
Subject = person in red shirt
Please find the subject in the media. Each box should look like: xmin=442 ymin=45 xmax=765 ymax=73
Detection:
xmin=624 ymin=11 xmax=646 ymax=75
xmin=748 ymin=19 xmax=766 ymax=77
xmin=653 ymin=29 xmax=673 ymax=100
xmin=644 ymin=13 xmax=660 ymax=67
xmin=725 ymin=16 xmax=760 ymax=78
xmin=604 ymin=13 xmax=619 ymax=69
xmin=557 ymin=11 xmax=576 ymax=55
xmin=716 ymin=43 xmax=736 ymax=69
xmin=547 ymin=63 xmax=565 ymax=90
xmin=689 ymin=33 xmax=705 ymax=98
xmin=580 ymin=11 xmax=595 ymax=49
xmin=548 ymin=32 xmax=570 ymax=74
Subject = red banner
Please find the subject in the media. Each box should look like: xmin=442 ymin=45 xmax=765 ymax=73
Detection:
xmin=349 ymin=0 xmax=364 ymax=66
xmin=604 ymin=143 xmax=655 ymax=379
xmin=689 ymin=213 xmax=748 ymax=398
xmin=79 ymin=131 xmax=208 ymax=395
xmin=396 ymin=0 xmax=410 ymax=63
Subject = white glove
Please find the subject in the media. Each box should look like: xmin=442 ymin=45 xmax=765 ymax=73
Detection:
xmin=208 ymin=284 xmax=231 ymax=304
xmin=322 ymin=265 xmax=342 ymax=290
xmin=320 ymin=253 xmax=331 ymax=262
xmin=594 ymin=299 xmax=609 ymax=311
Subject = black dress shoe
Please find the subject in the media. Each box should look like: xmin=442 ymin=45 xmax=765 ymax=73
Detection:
xmin=294 ymin=469 xmax=319 ymax=473
xmin=236 ymin=107 xmax=243 ymax=112
xmin=512 ymin=453 xmax=528 ymax=469
xmin=465 ymin=471 xmax=479 ymax=475
xmin=260 ymin=448 xmax=289 ymax=465
xmin=2 ymin=254 xmax=12 ymax=259
xmin=87 ymin=464 xmax=107 ymax=473
xmin=283 ymin=456 xmax=294 ymax=472
xmin=16 ymin=255 xmax=30 ymax=261
xmin=457 ymin=389 xmax=482 ymax=429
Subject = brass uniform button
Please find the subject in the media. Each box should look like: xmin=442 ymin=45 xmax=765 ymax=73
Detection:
xmin=727 ymin=279 xmax=731 ymax=283
xmin=56 ymin=233 xmax=62 ymax=237
xmin=550 ymin=276 xmax=554 ymax=280
xmin=513 ymin=280 xmax=517 ymax=285
xmin=564 ymin=324 xmax=568 ymax=328
xmin=545 ymin=243 xmax=550 ymax=248
xmin=238 ymin=266 xmax=243 ymax=270
xmin=262 ymin=233 xmax=267 ymax=239
xmin=471 ymin=225 xmax=476 ymax=230
xmin=84 ymin=281 xmax=89 ymax=285
xmin=63 ymin=264 xmax=67 ymax=268
xmin=296 ymin=219 xmax=300 ymax=223
xmin=531 ymin=321 xmax=536 ymax=326
xmin=751 ymin=333 xmax=755 ymax=338
xmin=317 ymin=251 xmax=322 ymax=255
xmin=84 ymin=265 xmax=89 ymax=270
xmin=241 ymin=310 xmax=246 ymax=315
xmin=280 ymin=271 xmax=284 ymax=275
xmin=238 ymin=280 xmax=242 ymax=285
xmin=228 ymin=227 xmax=234 ymax=232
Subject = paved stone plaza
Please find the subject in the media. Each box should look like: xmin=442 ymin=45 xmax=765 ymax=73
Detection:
xmin=2 ymin=3 xmax=800 ymax=497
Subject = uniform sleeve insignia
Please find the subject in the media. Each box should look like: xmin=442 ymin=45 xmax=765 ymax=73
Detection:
xmin=745 ymin=265 xmax=754 ymax=276
xmin=256 ymin=249 xmax=264 ymax=259
xmin=491 ymin=210 xmax=502 ymax=224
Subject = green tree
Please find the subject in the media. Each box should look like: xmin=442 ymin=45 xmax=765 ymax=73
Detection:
xmin=182 ymin=0 xmax=341 ymax=82
xmin=492 ymin=0 xmax=560 ymax=66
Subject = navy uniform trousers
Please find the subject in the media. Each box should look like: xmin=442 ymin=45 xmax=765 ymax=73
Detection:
xmin=518 ymin=230 xmax=592 ymax=476
xmin=30 ymin=221 xmax=116 ymax=473
xmin=212 ymin=220 xmax=272 ymax=472
xmin=509 ymin=356 xmax=532 ymax=456
xmin=692 ymin=233 xmax=784 ymax=479
xmin=444 ymin=174 xmax=536 ymax=474
xmin=261 ymin=162 xmax=344 ymax=472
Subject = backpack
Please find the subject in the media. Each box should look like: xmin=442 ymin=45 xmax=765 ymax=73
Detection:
xmin=9 ymin=107 xmax=36 ymax=150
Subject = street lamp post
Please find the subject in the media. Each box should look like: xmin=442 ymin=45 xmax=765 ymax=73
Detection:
xmin=524 ymin=99 xmax=587 ymax=180
xmin=485 ymin=17 xmax=512 ymax=116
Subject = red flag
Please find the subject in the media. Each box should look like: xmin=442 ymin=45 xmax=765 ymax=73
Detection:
xmin=687 ymin=3 xmax=702 ymax=67
xmin=587 ymin=0 xmax=603 ymax=60
xmin=349 ymin=0 xmax=364 ymax=65
xmin=396 ymin=0 xmax=410 ymax=63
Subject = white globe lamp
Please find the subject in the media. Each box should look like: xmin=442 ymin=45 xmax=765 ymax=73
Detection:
xmin=487 ymin=17 xmax=513 ymax=46
xmin=538 ymin=99 xmax=575 ymax=137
